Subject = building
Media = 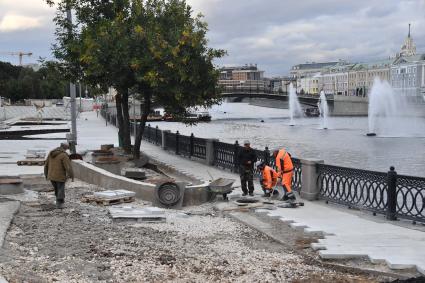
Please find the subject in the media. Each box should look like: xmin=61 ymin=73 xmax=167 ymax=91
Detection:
xmin=391 ymin=54 xmax=425 ymax=101
xmin=218 ymin=64 xmax=267 ymax=92
xmin=389 ymin=25 xmax=425 ymax=101
xmin=299 ymin=73 xmax=322 ymax=95
xmin=290 ymin=61 xmax=339 ymax=80
xmin=269 ymin=76 xmax=296 ymax=93
xmin=348 ymin=59 xmax=393 ymax=97
xmin=320 ymin=62 xmax=354 ymax=96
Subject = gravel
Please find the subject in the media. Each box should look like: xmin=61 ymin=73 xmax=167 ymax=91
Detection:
xmin=0 ymin=180 xmax=380 ymax=282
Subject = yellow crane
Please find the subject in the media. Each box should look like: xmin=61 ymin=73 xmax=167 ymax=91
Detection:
xmin=0 ymin=51 xmax=33 ymax=66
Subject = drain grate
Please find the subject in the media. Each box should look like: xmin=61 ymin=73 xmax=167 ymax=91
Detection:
xmin=236 ymin=199 xmax=260 ymax=204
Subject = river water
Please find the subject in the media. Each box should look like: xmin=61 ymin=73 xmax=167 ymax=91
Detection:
xmin=146 ymin=102 xmax=425 ymax=177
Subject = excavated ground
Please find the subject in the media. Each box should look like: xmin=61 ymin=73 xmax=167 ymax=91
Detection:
xmin=0 ymin=179 xmax=392 ymax=283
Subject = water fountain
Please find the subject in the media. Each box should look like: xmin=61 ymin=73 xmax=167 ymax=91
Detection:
xmin=367 ymin=77 xmax=422 ymax=137
xmin=318 ymin=90 xmax=329 ymax=129
xmin=288 ymin=83 xmax=302 ymax=126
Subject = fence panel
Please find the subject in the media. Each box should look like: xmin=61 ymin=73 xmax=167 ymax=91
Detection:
xmin=213 ymin=141 xmax=239 ymax=171
xmin=193 ymin=137 xmax=207 ymax=160
xmin=396 ymin=174 xmax=425 ymax=222
xmin=318 ymin=164 xmax=389 ymax=215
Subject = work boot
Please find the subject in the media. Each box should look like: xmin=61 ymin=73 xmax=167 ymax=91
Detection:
xmin=249 ymin=192 xmax=254 ymax=197
xmin=282 ymin=192 xmax=296 ymax=202
xmin=242 ymin=192 xmax=248 ymax=197
xmin=56 ymin=201 xmax=64 ymax=209
xmin=262 ymin=192 xmax=271 ymax=197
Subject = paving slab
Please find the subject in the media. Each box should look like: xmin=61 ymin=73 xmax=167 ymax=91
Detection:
xmin=257 ymin=201 xmax=425 ymax=275
xmin=0 ymin=200 xmax=20 ymax=248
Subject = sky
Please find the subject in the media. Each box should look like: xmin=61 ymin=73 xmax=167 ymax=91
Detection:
xmin=0 ymin=0 xmax=424 ymax=76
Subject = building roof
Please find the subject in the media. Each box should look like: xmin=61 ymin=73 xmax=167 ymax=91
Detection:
xmin=291 ymin=61 xmax=339 ymax=71
xmin=351 ymin=58 xmax=395 ymax=70
xmin=393 ymin=54 xmax=425 ymax=64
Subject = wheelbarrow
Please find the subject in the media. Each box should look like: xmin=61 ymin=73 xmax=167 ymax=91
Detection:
xmin=208 ymin=178 xmax=236 ymax=201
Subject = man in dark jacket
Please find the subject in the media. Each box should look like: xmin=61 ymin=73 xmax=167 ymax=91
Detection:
xmin=44 ymin=143 xmax=74 ymax=209
xmin=237 ymin=140 xmax=257 ymax=196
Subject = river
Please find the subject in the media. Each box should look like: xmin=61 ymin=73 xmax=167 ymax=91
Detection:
xmin=145 ymin=102 xmax=425 ymax=177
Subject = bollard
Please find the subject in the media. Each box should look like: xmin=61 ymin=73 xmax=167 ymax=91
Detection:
xmin=233 ymin=140 xmax=239 ymax=173
xmin=264 ymin=146 xmax=270 ymax=165
xmin=175 ymin=131 xmax=180 ymax=155
xmin=386 ymin=166 xmax=398 ymax=221
xmin=155 ymin=126 xmax=159 ymax=145
xmin=190 ymin=133 xmax=194 ymax=157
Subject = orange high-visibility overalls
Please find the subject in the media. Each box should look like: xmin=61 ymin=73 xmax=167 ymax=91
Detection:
xmin=275 ymin=149 xmax=294 ymax=193
xmin=261 ymin=165 xmax=279 ymax=190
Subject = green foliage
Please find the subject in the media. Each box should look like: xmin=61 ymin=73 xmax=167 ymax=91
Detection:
xmin=0 ymin=60 xmax=70 ymax=101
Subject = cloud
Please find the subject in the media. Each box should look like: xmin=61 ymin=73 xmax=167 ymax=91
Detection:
xmin=1 ymin=0 xmax=424 ymax=74
xmin=0 ymin=14 xmax=43 ymax=32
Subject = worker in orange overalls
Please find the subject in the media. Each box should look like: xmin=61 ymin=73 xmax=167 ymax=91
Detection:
xmin=273 ymin=148 xmax=296 ymax=202
xmin=256 ymin=161 xmax=279 ymax=197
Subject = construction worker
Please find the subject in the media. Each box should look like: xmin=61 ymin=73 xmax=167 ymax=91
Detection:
xmin=237 ymin=140 xmax=257 ymax=196
xmin=256 ymin=161 xmax=279 ymax=197
xmin=273 ymin=148 xmax=296 ymax=202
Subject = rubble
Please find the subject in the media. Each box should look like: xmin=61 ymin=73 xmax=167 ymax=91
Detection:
xmin=0 ymin=179 xmax=383 ymax=282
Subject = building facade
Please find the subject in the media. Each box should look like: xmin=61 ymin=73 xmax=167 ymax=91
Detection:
xmin=391 ymin=55 xmax=425 ymax=101
xmin=218 ymin=64 xmax=267 ymax=92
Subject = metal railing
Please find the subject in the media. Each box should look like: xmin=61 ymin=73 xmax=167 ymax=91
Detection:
xmin=100 ymin=108 xmax=424 ymax=223
xmin=318 ymin=164 xmax=425 ymax=223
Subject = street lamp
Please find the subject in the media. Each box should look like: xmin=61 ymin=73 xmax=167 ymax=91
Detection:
xmin=66 ymin=7 xmax=77 ymax=154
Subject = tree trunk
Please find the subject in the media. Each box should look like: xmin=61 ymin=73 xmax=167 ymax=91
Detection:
xmin=121 ymin=89 xmax=131 ymax=153
xmin=115 ymin=93 xmax=124 ymax=147
xmin=134 ymin=90 xmax=151 ymax=159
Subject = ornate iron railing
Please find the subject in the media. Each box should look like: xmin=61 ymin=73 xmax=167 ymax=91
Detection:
xmin=192 ymin=137 xmax=206 ymax=160
xmin=213 ymin=141 xmax=238 ymax=171
xmin=318 ymin=164 xmax=425 ymax=223
xmin=396 ymin=174 xmax=425 ymax=222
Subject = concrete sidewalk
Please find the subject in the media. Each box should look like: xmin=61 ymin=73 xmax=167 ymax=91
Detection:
xmin=0 ymin=111 xmax=118 ymax=176
xmin=256 ymin=203 xmax=425 ymax=275
xmin=0 ymin=200 xmax=20 ymax=248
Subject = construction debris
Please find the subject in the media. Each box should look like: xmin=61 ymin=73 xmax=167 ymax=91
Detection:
xmin=81 ymin=189 xmax=136 ymax=206
xmin=16 ymin=159 xmax=45 ymax=166
xmin=108 ymin=205 xmax=166 ymax=222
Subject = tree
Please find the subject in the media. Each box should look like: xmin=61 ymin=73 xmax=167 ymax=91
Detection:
xmin=49 ymin=0 xmax=134 ymax=152
xmin=131 ymin=0 xmax=225 ymax=158
xmin=48 ymin=0 xmax=224 ymax=159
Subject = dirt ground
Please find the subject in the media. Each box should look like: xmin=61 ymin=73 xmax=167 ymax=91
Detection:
xmin=0 ymin=180 xmax=393 ymax=283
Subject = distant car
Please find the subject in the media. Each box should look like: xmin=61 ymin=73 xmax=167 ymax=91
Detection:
xmin=56 ymin=102 xmax=64 ymax=107
xmin=304 ymin=107 xmax=320 ymax=117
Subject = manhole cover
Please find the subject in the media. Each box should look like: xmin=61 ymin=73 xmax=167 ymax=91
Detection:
xmin=156 ymin=183 xmax=181 ymax=207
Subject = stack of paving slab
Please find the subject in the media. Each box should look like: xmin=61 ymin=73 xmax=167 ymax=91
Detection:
xmin=1 ymin=106 xmax=69 ymax=121
xmin=17 ymin=149 xmax=47 ymax=166
xmin=87 ymin=189 xmax=136 ymax=205
xmin=108 ymin=205 xmax=166 ymax=222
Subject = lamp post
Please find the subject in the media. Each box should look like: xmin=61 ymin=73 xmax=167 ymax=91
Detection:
xmin=67 ymin=8 xmax=77 ymax=154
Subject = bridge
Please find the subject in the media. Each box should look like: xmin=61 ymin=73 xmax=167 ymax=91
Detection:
xmin=221 ymin=90 xmax=334 ymax=107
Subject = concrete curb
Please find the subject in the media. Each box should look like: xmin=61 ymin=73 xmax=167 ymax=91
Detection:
xmin=0 ymin=200 xmax=20 ymax=248
xmin=225 ymin=210 xmax=412 ymax=280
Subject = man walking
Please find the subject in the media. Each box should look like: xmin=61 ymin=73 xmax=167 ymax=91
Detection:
xmin=44 ymin=143 xmax=74 ymax=208
xmin=237 ymin=140 xmax=257 ymax=196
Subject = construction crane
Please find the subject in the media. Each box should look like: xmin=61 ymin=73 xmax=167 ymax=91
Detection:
xmin=0 ymin=51 xmax=33 ymax=66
